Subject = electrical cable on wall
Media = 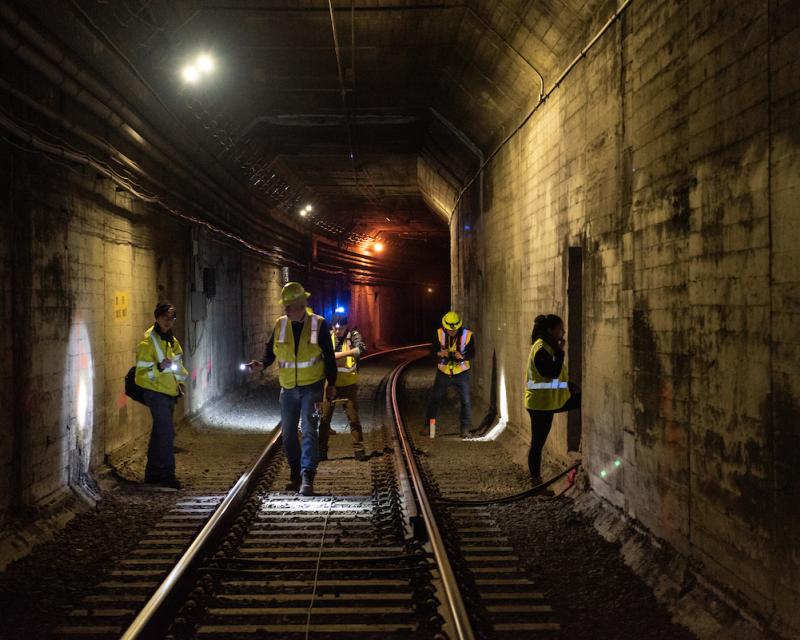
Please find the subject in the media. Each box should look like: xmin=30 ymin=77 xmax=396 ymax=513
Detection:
xmin=0 ymin=106 xmax=306 ymax=268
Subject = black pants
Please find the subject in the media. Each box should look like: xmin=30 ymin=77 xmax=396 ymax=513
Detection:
xmin=527 ymin=393 xmax=581 ymax=478
xmin=143 ymin=389 xmax=177 ymax=481
xmin=426 ymin=369 xmax=472 ymax=433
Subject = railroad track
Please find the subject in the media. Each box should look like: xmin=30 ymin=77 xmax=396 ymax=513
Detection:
xmin=54 ymin=346 xmax=562 ymax=639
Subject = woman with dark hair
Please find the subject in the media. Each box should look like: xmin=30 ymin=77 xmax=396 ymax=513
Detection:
xmin=525 ymin=314 xmax=581 ymax=486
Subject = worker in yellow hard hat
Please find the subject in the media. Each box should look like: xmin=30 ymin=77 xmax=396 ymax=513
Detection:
xmin=246 ymin=282 xmax=337 ymax=496
xmin=422 ymin=311 xmax=477 ymax=438
xmin=318 ymin=310 xmax=368 ymax=461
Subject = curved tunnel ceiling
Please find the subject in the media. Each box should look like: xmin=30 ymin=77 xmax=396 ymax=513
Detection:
xmin=44 ymin=0 xmax=604 ymax=252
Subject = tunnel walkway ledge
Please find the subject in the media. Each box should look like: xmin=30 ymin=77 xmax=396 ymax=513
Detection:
xmin=0 ymin=380 xmax=281 ymax=573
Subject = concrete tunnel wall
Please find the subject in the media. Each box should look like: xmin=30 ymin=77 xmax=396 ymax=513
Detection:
xmin=450 ymin=0 xmax=799 ymax=634
xmin=0 ymin=147 xmax=426 ymax=527
xmin=0 ymin=149 xmax=284 ymax=523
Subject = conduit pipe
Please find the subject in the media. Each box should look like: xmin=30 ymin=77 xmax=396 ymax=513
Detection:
xmin=0 ymin=77 xmax=303 ymax=263
xmin=0 ymin=110 xmax=305 ymax=267
xmin=0 ymin=2 xmax=300 ymax=251
xmin=0 ymin=3 xmax=245 ymax=213
xmin=326 ymin=0 xmax=357 ymax=178
xmin=450 ymin=0 xmax=633 ymax=216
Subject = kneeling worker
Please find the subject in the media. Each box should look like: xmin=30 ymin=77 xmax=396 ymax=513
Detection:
xmin=319 ymin=311 xmax=367 ymax=461
xmin=423 ymin=311 xmax=476 ymax=437
xmin=247 ymin=282 xmax=337 ymax=496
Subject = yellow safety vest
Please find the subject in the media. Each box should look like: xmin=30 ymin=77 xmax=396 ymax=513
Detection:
xmin=333 ymin=331 xmax=358 ymax=387
xmin=273 ymin=311 xmax=325 ymax=389
xmin=437 ymin=328 xmax=472 ymax=376
xmin=135 ymin=327 xmax=189 ymax=397
xmin=525 ymin=338 xmax=570 ymax=411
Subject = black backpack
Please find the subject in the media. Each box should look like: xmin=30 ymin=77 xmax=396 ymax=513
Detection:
xmin=125 ymin=366 xmax=146 ymax=405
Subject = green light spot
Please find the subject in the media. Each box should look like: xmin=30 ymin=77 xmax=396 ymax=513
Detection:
xmin=600 ymin=470 xmax=607 ymax=478
xmin=614 ymin=459 xmax=622 ymax=467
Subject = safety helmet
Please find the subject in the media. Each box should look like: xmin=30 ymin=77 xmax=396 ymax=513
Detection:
xmin=333 ymin=312 xmax=349 ymax=327
xmin=280 ymin=281 xmax=311 ymax=305
xmin=442 ymin=311 xmax=462 ymax=331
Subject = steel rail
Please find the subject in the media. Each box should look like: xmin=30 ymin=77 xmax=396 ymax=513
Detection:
xmin=387 ymin=353 xmax=476 ymax=640
xmin=120 ymin=426 xmax=282 ymax=640
xmin=120 ymin=342 xmax=429 ymax=638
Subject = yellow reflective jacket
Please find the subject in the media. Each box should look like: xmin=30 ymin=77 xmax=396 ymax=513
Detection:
xmin=135 ymin=327 xmax=189 ymax=397
xmin=273 ymin=311 xmax=325 ymax=389
xmin=525 ymin=339 xmax=570 ymax=411
xmin=333 ymin=331 xmax=359 ymax=387
xmin=437 ymin=328 xmax=473 ymax=376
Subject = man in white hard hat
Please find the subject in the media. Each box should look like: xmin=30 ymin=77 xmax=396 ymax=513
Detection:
xmin=247 ymin=282 xmax=337 ymax=496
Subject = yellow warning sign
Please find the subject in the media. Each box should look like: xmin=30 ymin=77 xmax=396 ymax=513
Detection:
xmin=114 ymin=291 xmax=129 ymax=323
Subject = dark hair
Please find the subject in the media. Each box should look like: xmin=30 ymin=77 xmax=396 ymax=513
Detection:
xmin=334 ymin=314 xmax=349 ymax=326
xmin=154 ymin=301 xmax=175 ymax=319
xmin=531 ymin=314 xmax=563 ymax=344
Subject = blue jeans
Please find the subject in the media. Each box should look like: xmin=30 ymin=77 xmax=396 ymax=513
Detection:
xmin=280 ymin=381 xmax=324 ymax=476
xmin=143 ymin=389 xmax=177 ymax=480
xmin=426 ymin=369 xmax=472 ymax=433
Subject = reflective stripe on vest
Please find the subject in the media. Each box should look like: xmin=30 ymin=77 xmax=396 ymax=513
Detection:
xmin=278 ymin=357 xmax=322 ymax=369
xmin=150 ymin=332 xmax=165 ymax=362
xmin=527 ymin=380 xmax=569 ymax=389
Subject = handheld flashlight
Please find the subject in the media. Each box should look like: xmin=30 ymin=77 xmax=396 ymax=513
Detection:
xmin=240 ymin=363 xmax=248 ymax=371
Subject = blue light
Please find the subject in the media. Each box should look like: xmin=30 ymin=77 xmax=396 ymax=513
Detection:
xmin=335 ymin=306 xmax=345 ymax=314
xmin=464 ymin=225 xmax=471 ymax=231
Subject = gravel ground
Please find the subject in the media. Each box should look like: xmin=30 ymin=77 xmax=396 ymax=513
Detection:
xmin=0 ymin=487 xmax=172 ymax=639
xmin=400 ymin=359 xmax=696 ymax=640
xmin=0 ymin=383 xmax=278 ymax=640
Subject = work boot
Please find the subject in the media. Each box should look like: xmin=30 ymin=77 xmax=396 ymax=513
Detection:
xmin=299 ymin=470 xmax=315 ymax=496
xmin=319 ymin=449 xmax=328 ymax=462
xmin=354 ymin=446 xmax=366 ymax=462
xmin=350 ymin=423 xmax=363 ymax=443
xmin=531 ymin=475 xmax=555 ymax=497
xmin=285 ymin=468 xmax=301 ymax=492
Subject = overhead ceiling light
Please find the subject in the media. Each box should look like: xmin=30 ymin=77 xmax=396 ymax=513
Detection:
xmin=299 ymin=208 xmax=308 ymax=217
xmin=196 ymin=54 xmax=215 ymax=73
xmin=182 ymin=65 xmax=200 ymax=84
xmin=181 ymin=53 xmax=215 ymax=85
xmin=304 ymin=204 xmax=313 ymax=212
xmin=373 ymin=242 xmax=384 ymax=253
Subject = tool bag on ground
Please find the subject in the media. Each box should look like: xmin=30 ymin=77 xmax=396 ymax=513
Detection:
xmin=124 ymin=366 xmax=146 ymax=405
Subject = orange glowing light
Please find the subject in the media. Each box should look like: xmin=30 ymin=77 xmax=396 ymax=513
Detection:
xmin=373 ymin=242 xmax=384 ymax=253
